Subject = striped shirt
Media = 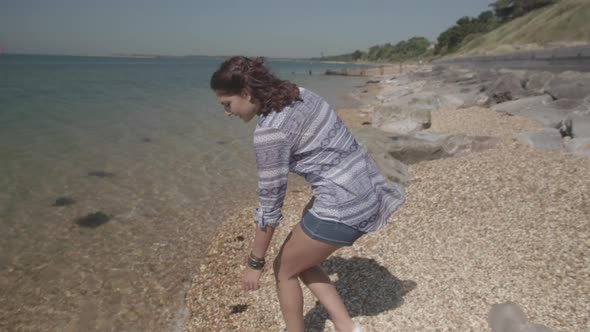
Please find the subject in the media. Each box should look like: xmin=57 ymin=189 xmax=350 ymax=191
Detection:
xmin=253 ymin=87 xmax=405 ymax=233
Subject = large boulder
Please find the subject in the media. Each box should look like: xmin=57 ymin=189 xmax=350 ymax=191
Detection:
xmin=377 ymin=80 xmax=430 ymax=104
xmin=366 ymin=151 xmax=410 ymax=186
xmin=489 ymin=302 xmax=556 ymax=332
xmin=442 ymin=69 xmax=477 ymax=84
xmin=476 ymin=68 xmax=503 ymax=84
xmin=376 ymin=87 xmax=413 ymax=102
xmin=565 ymin=112 xmax=590 ymax=138
xmin=545 ymin=71 xmax=590 ymax=100
xmin=372 ymin=104 xmax=431 ymax=134
xmin=513 ymin=129 xmax=563 ymax=151
xmin=444 ymin=91 xmax=489 ymax=108
xmin=353 ymin=127 xmax=498 ymax=165
xmin=352 ymin=127 xmax=409 ymax=185
xmin=564 ymin=137 xmax=590 ymax=157
xmin=491 ymin=95 xmax=556 ymax=127
xmin=524 ymin=71 xmax=554 ymax=95
xmin=386 ymin=91 xmax=466 ymax=112
xmin=492 ymin=96 xmax=588 ymax=129
xmin=485 ymin=73 xmax=527 ymax=105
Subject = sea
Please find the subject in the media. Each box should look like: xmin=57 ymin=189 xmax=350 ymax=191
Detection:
xmin=0 ymin=54 xmax=371 ymax=331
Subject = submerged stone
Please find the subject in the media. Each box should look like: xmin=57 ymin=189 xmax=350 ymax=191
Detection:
xmin=75 ymin=212 xmax=111 ymax=228
xmin=142 ymin=137 xmax=153 ymax=143
xmin=229 ymin=304 xmax=248 ymax=314
xmin=53 ymin=197 xmax=76 ymax=206
xmin=88 ymin=171 xmax=115 ymax=178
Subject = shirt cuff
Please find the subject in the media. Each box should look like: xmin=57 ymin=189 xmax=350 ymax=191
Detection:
xmin=253 ymin=207 xmax=283 ymax=228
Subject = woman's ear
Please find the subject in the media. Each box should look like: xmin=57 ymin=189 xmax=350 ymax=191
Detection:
xmin=240 ymin=90 xmax=252 ymax=101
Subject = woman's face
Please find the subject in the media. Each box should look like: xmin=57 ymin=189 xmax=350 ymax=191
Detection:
xmin=215 ymin=90 xmax=260 ymax=123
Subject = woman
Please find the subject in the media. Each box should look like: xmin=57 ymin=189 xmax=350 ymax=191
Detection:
xmin=210 ymin=56 xmax=405 ymax=332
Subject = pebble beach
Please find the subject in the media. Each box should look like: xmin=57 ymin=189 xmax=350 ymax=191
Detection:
xmin=182 ymin=65 xmax=590 ymax=332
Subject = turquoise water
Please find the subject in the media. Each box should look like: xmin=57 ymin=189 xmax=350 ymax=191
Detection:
xmin=0 ymin=54 xmax=370 ymax=331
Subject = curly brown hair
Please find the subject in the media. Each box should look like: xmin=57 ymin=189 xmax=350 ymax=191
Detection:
xmin=210 ymin=56 xmax=301 ymax=115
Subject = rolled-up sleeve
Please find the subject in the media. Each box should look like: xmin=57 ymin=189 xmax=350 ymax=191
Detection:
xmin=253 ymin=127 xmax=291 ymax=228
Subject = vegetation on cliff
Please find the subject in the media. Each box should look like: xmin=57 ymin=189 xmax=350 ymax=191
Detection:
xmin=316 ymin=0 xmax=588 ymax=63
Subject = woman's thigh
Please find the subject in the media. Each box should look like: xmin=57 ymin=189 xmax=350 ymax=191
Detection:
xmin=274 ymin=223 xmax=340 ymax=281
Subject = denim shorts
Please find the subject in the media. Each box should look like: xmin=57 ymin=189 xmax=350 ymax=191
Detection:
xmin=300 ymin=212 xmax=365 ymax=247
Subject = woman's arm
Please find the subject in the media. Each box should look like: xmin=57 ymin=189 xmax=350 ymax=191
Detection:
xmin=242 ymin=225 xmax=276 ymax=291
xmin=251 ymin=225 xmax=275 ymax=260
xmin=243 ymin=126 xmax=290 ymax=291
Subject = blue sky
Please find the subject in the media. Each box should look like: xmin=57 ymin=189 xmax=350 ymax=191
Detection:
xmin=0 ymin=0 xmax=493 ymax=58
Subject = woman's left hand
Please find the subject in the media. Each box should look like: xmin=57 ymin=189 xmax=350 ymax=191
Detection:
xmin=241 ymin=267 xmax=263 ymax=291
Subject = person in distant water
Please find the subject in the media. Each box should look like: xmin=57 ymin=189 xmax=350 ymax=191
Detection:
xmin=210 ymin=56 xmax=405 ymax=332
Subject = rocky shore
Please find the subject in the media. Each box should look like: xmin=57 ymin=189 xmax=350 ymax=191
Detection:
xmin=183 ymin=64 xmax=589 ymax=332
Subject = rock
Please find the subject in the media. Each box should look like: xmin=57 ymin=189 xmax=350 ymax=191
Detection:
xmin=498 ymin=69 xmax=528 ymax=80
xmin=372 ymin=105 xmax=431 ymax=134
xmin=485 ymin=73 xmax=527 ymax=105
xmin=492 ymin=96 xmax=589 ymax=130
xmin=476 ymin=68 xmax=502 ymax=84
xmin=564 ymin=137 xmax=590 ymax=157
xmin=566 ymin=113 xmax=590 ymax=138
xmin=75 ymin=212 xmax=111 ymax=228
xmin=385 ymin=76 xmax=411 ymax=85
xmin=353 ymin=127 xmax=498 ymax=165
xmin=381 ymin=90 xmax=465 ymax=113
xmin=545 ymin=71 xmax=590 ymax=100
xmin=410 ymin=93 xmax=464 ymax=111
xmin=377 ymin=88 xmax=413 ymax=102
xmin=443 ymin=134 xmax=499 ymax=156
xmin=552 ymin=98 xmax=588 ymax=111
xmin=491 ymin=95 xmax=560 ymax=127
xmin=229 ymin=304 xmax=248 ymax=314
xmin=513 ymin=129 xmax=563 ymax=151
xmin=489 ymin=302 xmax=528 ymax=332
xmin=88 ymin=171 xmax=115 ymax=178
xmin=524 ymin=71 xmax=554 ymax=95
xmin=352 ymin=127 xmax=409 ymax=185
xmin=489 ymin=302 xmax=557 ymax=332
xmin=369 ymin=151 xmax=410 ymax=186
xmin=443 ymin=72 xmax=476 ymax=84
xmin=389 ymin=133 xmax=497 ymax=164
xmin=53 ymin=197 xmax=76 ymax=206
xmin=443 ymin=91 xmax=488 ymax=108
xmin=558 ymin=118 xmax=573 ymax=138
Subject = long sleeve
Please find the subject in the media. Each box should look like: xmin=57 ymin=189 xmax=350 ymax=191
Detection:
xmin=252 ymin=126 xmax=291 ymax=228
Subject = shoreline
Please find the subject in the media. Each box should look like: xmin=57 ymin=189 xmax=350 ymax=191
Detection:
xmin=182 ymin=65 xmax=589 ymax=331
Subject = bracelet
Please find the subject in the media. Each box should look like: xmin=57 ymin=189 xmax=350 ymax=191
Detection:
xmin=247 ymin=255 xmax=265 ymax=270
xmin=249 ymin=252 xmax=265 ymax=262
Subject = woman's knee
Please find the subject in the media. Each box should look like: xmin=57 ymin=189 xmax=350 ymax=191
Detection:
xmin=273 ymin=255 xmax=292 ymax=281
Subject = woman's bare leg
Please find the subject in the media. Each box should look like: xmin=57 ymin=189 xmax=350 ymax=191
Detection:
xmin=273 ymin=223 xmax=355 ymax=332
xmin=299 ymin=265 xmax=354 ymax=332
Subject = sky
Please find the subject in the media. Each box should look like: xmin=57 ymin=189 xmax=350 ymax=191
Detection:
xmin=0 ymin=0 xmax=494 ymax=58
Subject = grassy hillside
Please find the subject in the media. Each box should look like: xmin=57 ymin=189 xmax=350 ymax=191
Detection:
xmin=456 ymin=0 xmax=590 ymax=55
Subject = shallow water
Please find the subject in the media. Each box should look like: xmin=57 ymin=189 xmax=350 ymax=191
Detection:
xmin=0 ymin=55 xmax=369 ymax=331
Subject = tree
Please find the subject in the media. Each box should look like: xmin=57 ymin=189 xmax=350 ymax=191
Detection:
xmin=489 ymin=0 xmax=559 ymax=21
xmin=351 ymin=50 xmax=363 ymax=61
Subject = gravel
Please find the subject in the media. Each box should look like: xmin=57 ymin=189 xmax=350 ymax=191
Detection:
xmin=183 ymin=72 xmax=590 ymax=332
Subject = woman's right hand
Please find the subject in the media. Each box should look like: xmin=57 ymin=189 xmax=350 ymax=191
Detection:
xmin=241 ymin=267 xmax=263 ymax=291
